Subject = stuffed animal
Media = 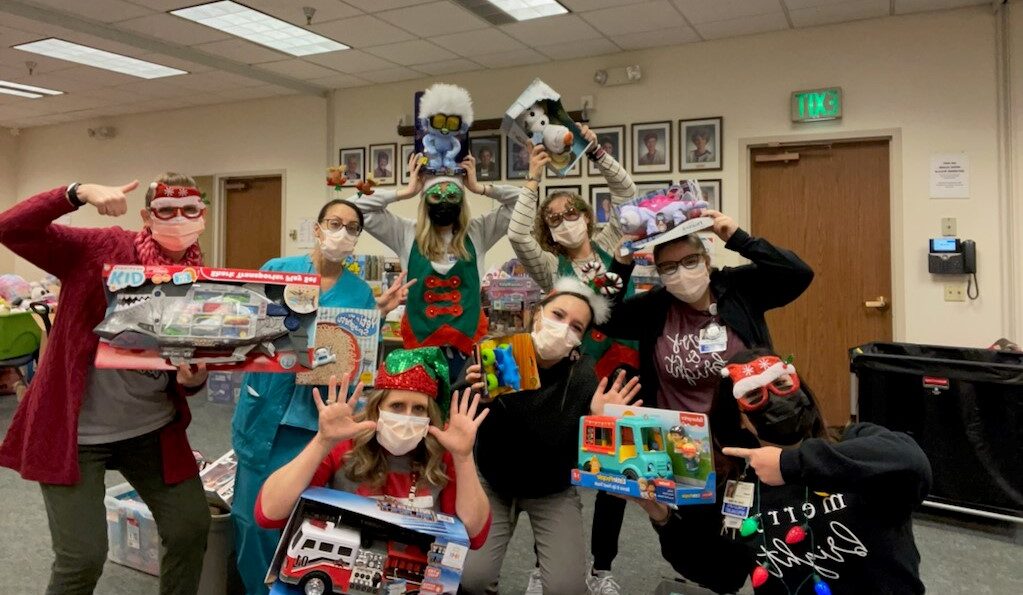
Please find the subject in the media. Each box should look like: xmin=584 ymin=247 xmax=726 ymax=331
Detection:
xmin=0 ymin=274 xmax=31 ymax=307
xmin=419 ymin=83 xmax=474 ymax=174
xmin=519 ymin=102 xmax=573 ymax=155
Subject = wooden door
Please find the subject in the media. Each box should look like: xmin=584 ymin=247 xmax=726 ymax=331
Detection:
xmin=224 ymin=176 xmax=282 ymax=270
xmin=750 ymin=140 xmax=892 ymax=425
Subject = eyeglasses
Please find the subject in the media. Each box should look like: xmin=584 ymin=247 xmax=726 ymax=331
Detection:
xmin=429 ymin=113 xmax=462 ymax=131
xmin=320 ymin=218 xmax=362 ymax=235
xmin=424 ymin=183 xmax=463 ymax=204
xmin=150 ymin=204 xmax=204 ymax=220
xmin=655 ymin=254 xmax=705 ymax=275
xmin=544 ymin=206 xmax=582 ymax=227
xmin=738 ymin=374 xmax=801 ymax=413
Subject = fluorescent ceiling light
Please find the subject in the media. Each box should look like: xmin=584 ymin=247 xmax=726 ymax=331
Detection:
xmin=0 ymin=80 xmax=63 ymax=98
xmin=14 ymin=39 xmax=186 ymax=79
xmin=487 ymin=0 xmax=568 ymax=21
xmin=172 ymin=1 xmax=348 ymax=56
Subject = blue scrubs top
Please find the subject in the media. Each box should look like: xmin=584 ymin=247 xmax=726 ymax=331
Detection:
xmin=231 ymin=254 xmax=376 ymax=470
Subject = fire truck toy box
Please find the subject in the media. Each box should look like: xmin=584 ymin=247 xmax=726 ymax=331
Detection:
xmin=266 ymin=487 xmax=470 ymax=595
xmin=94 ymin=265 xmax=320 ymax=373
xmin=572 ymin=404 xmax=716 ymax=507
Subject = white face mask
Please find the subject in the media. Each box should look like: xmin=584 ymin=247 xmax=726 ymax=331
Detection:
xmin=319 ymin=228 xmax=358 ymax=262
xmin=661 ymin=265 xmax=710 ymax=304
xmin=550 ymin=218 xmax=589 ymax=249
xmin=531 ymin=313 xmax=582 ymax=361
xmin=375 ymin=410 xmax=430 ymax=456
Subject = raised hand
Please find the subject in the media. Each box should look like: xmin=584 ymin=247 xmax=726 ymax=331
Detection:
xmin=428 ymin=388 xmax=489 ymax=460
xmin=176 ymin=363 xmax=207 ymax=388
xmin=590 ymin=370 xmax=642 ymax=415
xmin=461 ymin=154 xmax=484 ymax=195
xmin=376 ymin=271 xmax=416 ymax=316
xmin=78 ymin=180 xmax=139 ymax=216
xmin=700 ymin=208 xmax=738 ymax=242
xmin=579 ymin=123 xmax=597 ymax=145
xmin=312 ymin=374 xmax=375 ymax=448
xmin=463 ymin=363 xmax=486 ymax=394
xmin=721 ymin=446 xmax=785 ymax=486
xmin=527 ymin=144 xmax=549 ymax=182
xmin=398 ymin=152 xmax=426 ymax=200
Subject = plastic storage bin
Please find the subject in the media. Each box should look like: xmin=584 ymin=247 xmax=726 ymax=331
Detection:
xmin=105 ymin=483 xmax=162 ymax=576
xmin=0 ymin=310 xmax=41 ymax=361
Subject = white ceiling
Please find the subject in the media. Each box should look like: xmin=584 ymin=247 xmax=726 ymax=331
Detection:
xmin=0 ymin=0 xmax=990 ymax=128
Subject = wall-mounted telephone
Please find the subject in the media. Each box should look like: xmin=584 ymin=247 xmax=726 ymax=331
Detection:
xmin=929 ymin=237 xmax=978 ymax=298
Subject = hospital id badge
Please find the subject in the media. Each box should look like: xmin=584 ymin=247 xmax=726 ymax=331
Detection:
xmin=699 ymin=323 xmax=728 ymax=354
xmin=721 ymin=480 xmax=755 ymax=520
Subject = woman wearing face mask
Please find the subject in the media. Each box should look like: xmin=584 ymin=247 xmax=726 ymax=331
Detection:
xmin=0 ymin=176 xmax=212 ymax=594
xmin=459 ymin=277 xmax=642 ymax=595
xmin=256 ymin=347 xmax=492 ymax=555
xmin=231 ymin=198 xmax=415 ymax=594
xmin=630 ymin=348 xmax=932 ymax=595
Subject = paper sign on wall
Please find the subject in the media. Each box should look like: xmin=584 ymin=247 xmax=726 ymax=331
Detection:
xmin=929 ymin=154 xmax=969 ymax=199
xmin=296 ymin=218 xmax=315 ymax=248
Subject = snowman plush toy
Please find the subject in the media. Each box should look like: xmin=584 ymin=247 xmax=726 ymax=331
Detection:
xmin=419 ymin=83 xmax=474 ymax=174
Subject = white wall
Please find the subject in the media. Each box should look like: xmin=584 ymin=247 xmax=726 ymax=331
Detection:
xmin=0 ymin=132 xmax=18 ymax=274
xmin=1010 ymin=0 xmax=1023 ymax=342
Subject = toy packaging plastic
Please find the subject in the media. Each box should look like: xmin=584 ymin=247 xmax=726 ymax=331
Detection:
xmin=615 ymin=181 xmax=715 ymax=254
xmin=94 ymin=265 xmax=320 ymax=373
xmin=265 ymin=487 xmax=470 ymax=595
xmin=572 ymin=403 xmax=716 ymax=507
xmin=483 ymin=276 xmax=542 ymax=334
xmin=473 ymin=333 xmax=541 ymax=399
xmin=199 ymin=449 xmax=237 ymax=510
xmin=296 ymin=307 xmax=381 ymax=387
xmin=501 ymin=78 xmax=591 ymax=177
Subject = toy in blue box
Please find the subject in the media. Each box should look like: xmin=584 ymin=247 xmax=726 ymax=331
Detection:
xmin=572 ymin=404 xmax=716 ymax=507
xmin=266 ymin=487 xmax=469 ymax=595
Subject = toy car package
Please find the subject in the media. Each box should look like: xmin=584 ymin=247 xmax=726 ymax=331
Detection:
xmin=572 ymin=403 xmax=716 ymax=507
xmin=501 ymin=78 xmax=591 ymax=177
xmin=296 ymin=307 xmax=381 ymax=387
xmin=473 ymin=333 xmax=540 ymax=399
xmin=615 ymin=181 xmax=714 ymax=254
xmin=94 ymin=265 xmax=320 ymax=373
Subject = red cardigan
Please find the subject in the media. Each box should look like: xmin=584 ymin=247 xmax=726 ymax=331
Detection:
xmin=0 ymin=187 xmax=199 ymax=486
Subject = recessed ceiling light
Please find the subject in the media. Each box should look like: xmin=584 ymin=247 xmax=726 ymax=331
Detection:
xmin=0 ymin=80 xmax=63 ymax=97
xmin=0 ymin=87 xmax=42 ymax=99
xmin=172 ymin=1 xmax=348 ymax=56
xmin=487 ymin=0 xmax=568 ymax=21
xmin=13 ymin=39 xmax=186 ymax=79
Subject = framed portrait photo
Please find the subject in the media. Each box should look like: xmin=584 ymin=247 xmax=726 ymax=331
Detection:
xmin=561 ymin=155 xmax=582 ymax=178
xmin=696 ymin=179 xmax=722 ymax=212
xmin=587 ymin=125 xmax=625 ymax=176
xmin=680 ymin=117 xmax=723 ymax=171
xmin=470 ymin=135 xmax=502 ymax=182
xmin=369 ymin=143 xmax=397 ymax=185
xmin=631 ymin=121 xmax=671 ymax=174
xmin=338 ymin=147 xmax=365 ymax=187
xmin=506 ymin=135 xmax=530 ymax=180
xmin=545 ymin=184 xmax=582 ymax=200
xmin=589 ymin=184 xmax=613 ymax=226
xmin=400 ymin=143 xmax=414 ymax=185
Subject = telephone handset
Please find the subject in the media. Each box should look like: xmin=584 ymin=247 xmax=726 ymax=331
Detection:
xmin=961 ymin=239 xmax=976 ymax=274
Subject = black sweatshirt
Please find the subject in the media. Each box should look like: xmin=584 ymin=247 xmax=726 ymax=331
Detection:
xmin=654 ymin=424 xmax=932 ymax=594
xmin=473 ymin=355 xmax=598 ymax=499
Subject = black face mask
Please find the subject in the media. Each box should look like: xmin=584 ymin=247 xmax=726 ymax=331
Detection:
xmin=746 ymin=388 xmax=817 ymax=446
xmin=427 ymin=202 xmax=461 ymax=227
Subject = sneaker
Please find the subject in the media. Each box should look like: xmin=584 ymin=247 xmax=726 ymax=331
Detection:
xmin=587 ymin=570 xmax=622 ymax=595
xmin=525 ymin=568 xmax=544 ymax=595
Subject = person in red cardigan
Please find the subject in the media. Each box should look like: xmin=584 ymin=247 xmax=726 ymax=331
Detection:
xmin=0 ymin=175 xmax=212 ymax=595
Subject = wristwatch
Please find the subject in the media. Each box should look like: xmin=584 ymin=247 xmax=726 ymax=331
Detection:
xmin=525 ymin=174 xmax=541 ymax=183
xmin=66 ymin=182 xmax=84 ymax=207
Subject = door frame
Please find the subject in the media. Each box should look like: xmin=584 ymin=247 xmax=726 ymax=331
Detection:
xmin=738 ymin=128 xmax=905 ymax=341
xmin=211 ymin=169 xmax=287 ymax=267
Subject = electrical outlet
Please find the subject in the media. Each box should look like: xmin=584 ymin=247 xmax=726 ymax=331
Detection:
xmin=944 ymin=284 xmax=966 ymax=302
xmin=941 ymin=217 xmax=956 ymax=236
xmin=581 ymin=95 xmax=594 ymax=110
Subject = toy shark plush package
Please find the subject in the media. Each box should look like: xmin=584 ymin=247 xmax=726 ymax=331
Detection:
xmin=501 ymin=78 xmax=591 ymax=177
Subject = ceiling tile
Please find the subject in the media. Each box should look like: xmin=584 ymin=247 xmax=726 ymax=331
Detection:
xmin=241 ymin=0 xmax=362 ymax=26
xmin=365 ymin=40 xmax=458 ymax=66
xmin=47 ymin=65 xmax=142 ymax=87
xmin=345 ymin=0 xmax=434 ymax=12
xmin=311 ymin=15 xmax=417 ymax=48
xmin=413 ymin=58 xmax=483 ymax=76
xmin=377 ymin=2 xmax=489 ymax=35
xmin=789 ymin=0 xmax=889 ymax=27
xmin=193 ymin=39 xmax=287 ymax=64
xmin=501 ymin=14 xmax=604 ymax=46
xmin=0 ymin=24 xmax=49 ymax=47
xmin=305 ymin=48 xmax=398 ymax=73
xmin=359 ymin=66 xmax=423 ymax=83
xmin=111 ymin=78 xmax=196 ymax=98
xmin=695 ymin=12 xmax=790 ymax=39
xmin=137 ymin=53 xmax=213 ymax=73
xmin=428 ymin=28 xmax=526 ymax=57
xmin=610 ymin=25 xmax=701 ymax=49
xmin=560 ymin=0 xmax=652 ymax=11
xmin=0 ymin=47 xmax=75 ymax=75
xmin=0 ymin=13 xmax=77 ymax=36
xmin=28 ymin=93 xmax=113 ymax=113
xmin=115 ymin=13 xmax=233 ymax=46
xmin=257 ymin=58 xmax=342 ymax=79
xmin=0 ymin=70 xmax=97 ymax=93
xmin=122 ymin=1 xmax=199 ymax=9
xmin=472 ymin=48 xmax=549 ymax=69
xmin=307 ymin=73 xmax=373 ymax=88
xmin=581 ymin=0 xmax=687 ymax=36
xmin=27 ymin=0 xmax=154 ymax=23
xmin=672 ymin=0 xmax=783 ymax=23
xmin=895 ymin=0 xmax=988 ymax=14
xmin=78 ymin=86 xmax=151 ymax=104
xmin=170 ymin=70 xmax=268 ymax=92
xmin=536 ymin=37 xmax=620 ymax=61
xmin=783 ymin=0 xmax=857 ymax=9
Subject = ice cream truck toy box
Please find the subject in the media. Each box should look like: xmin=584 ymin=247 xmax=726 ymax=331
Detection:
xmin=572 ymin=404 xmax=716 ymax=507
xmin=94 ymin=265 xmax=320 ymax=373
xmin=266 ymin=487 xmax=470 ymax=595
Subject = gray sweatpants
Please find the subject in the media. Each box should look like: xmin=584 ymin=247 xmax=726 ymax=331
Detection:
xmin=460 ymin=481 xmax=587 ymax=595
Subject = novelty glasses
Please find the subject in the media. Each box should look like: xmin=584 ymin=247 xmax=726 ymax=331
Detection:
xmin=544 ymin=206 xmax=582 ymax=227
xmin=425 ymin=183 xmax=463 ymax=204
xmin=724 ymin=356 xmax=802 ymax=413
xmin=430 ymin=113 xmax=462 ymax=131
xmin=150 ymin=204 xmax=205 ymax=220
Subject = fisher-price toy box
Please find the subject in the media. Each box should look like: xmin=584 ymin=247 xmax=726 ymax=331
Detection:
xmin=94 ymin=265 xmax=320 ymax=373
xmin=572 ymin=404 xmax=716 ymax=507
xmin=296 ymin=307 xmax=381 ymax=387
xmin=266 ymin=487 xmax=470 ymax=595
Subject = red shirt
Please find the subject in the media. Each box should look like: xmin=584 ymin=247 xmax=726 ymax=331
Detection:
xmin=0 ymin=187 xmax=199 ymax=485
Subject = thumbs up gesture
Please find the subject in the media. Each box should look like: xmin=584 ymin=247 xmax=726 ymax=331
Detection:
xmin=78 ymin=180 xmax=140 ymax=217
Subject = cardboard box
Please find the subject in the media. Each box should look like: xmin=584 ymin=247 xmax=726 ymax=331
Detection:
xmin=501 ymin=78 xmax=590 ymax=178
xmin=474 ymin=333 xmax=540 ymax=399
xmin=296 ymin=307 xmax=381 ymax=387
xmin=572 ymin=404 xmax=716 ymax=507
xmin=266 ymin=487 xmax=470 ymax=594
xmin=105 ymin=483 xmax=162 ymax=576
xmin=95 ymin=265 xmax=320 ymax=373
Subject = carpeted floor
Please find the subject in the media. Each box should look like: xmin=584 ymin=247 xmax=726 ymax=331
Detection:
xmin=1 ymin=394 xmax=1020 ymax=594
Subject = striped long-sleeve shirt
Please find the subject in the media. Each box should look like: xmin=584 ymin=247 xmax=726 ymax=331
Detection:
xmin=507 ymin=150 xmax=637 ymax=291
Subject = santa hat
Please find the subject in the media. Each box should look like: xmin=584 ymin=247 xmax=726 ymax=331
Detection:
xmin=720 ymin=355 xmax=797 ymax=399
xmin=548 ymin=275 xmax=614 ymax=325
xmin=418 ymin=83 xmax=474 ymax=126
xmin=374 ymin=347 xmax=452 ymax=415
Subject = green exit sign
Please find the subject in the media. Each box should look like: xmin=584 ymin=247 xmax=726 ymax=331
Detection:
xmin=791 ymin=87 xmax=842 ymax=122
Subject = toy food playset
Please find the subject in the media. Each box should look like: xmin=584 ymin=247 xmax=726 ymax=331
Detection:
xmin=473 ymin=333 xmax=541 ymax=399
xmin=94 ymin=265 xmax=320 ymax=372
xmin=616 ymin=181 xmax=714 ymax=254
xmin=502 ymin=78 xmax=590 ymax=177
xmin=265 ymin=487 xmax=470 ymax=595
xmin=297 ymin=307 xmax=381 ymax=387
xmin=572 ymin=404 xmax=716 ymax=506
xmin=415 ymin=84 xmax=473 ymax=176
